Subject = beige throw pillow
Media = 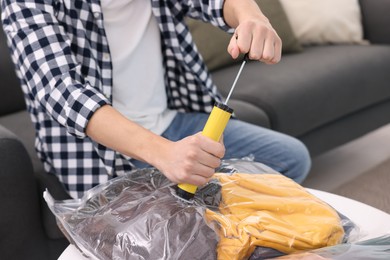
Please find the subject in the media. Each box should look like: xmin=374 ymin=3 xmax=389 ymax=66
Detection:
xmin=279 ymin=0 xmax=366 ymax=45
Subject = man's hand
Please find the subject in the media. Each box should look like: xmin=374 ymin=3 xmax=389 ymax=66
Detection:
xmin=155 ymin=132 xmax=225 ymax=186
xmin=224 ymin=0 xmax=282 ymax=64
xmin=86 ymin=106 xmax=224 ymax=186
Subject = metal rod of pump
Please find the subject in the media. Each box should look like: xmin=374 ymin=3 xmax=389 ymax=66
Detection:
xmin=225 ymin=54 xmax=249 ymax=105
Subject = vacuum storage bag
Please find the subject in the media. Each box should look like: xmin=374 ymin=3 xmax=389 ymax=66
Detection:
xmin=44 ymin=160 xmax=357 ymax=260
xmin=268 ymin=235 xmax=390 ymax=259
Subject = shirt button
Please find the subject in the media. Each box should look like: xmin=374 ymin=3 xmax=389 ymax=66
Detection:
xmin=94 ymin=12 xmax=101 ymax=19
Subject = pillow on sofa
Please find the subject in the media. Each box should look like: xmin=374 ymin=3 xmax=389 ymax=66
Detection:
xmin=279 ymin=0 xmax=366 ymax=45
xmin=187 ymin=0 xmax=302 ymax=71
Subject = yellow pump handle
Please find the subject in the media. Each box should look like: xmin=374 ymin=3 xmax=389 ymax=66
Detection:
xmin=176 ymin=102 xmax=233 ymax=200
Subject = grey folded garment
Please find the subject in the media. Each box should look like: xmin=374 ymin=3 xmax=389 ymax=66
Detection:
xmin=64 ymin=168 xmax=218 ymax=260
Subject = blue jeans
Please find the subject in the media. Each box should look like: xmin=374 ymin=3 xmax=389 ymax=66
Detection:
xmin=132 ymin=112 xmax=311 ymax=183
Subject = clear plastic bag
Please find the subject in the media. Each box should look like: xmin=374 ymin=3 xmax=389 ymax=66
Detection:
xmin=44 ymin=159 xmax=357 ymax=260
xmin=268 ymin=235 xmax=390 ymax=259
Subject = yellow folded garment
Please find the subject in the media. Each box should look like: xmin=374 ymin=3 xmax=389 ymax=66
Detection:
xmin=205 ymin=173 xmax=344 ymax=260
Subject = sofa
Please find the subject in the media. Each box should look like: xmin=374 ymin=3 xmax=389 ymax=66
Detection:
xmin=1 ymin=0 xmax=389 ymax=259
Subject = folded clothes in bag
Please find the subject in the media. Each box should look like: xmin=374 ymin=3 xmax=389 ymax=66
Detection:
xmin=205 ymin=173 xmax=345 ymax=260
xmin=44 ymin=160 xmax=353 ymax=260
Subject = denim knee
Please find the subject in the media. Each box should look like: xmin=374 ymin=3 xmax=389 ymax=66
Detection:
xmin=284 ymin=138 xmax=311 ymax=184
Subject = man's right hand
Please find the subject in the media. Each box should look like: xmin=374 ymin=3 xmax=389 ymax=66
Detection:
xmin=153 ymin=132 xmax=225 ymax=186
xmin=86 ymin=105 xmax=224 ymax=185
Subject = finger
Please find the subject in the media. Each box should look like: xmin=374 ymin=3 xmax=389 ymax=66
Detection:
xmin=272 ymin=37 xmax=282 ymax=63
xmin=180 ymin=163 xmax=214 ymax=186
xmin=166 ymin=158 xmax=213 ymax=184
xmin=259 ymin=36 xmax=275 ymax=64
xmin=219 ymin=134 xmax=224 ymax=145
xmin=197 ymin=149 xmax=222 ymax=169
xmin=193 ymin=162 xmax=217 ymax=179
xmin=186 ymin=172 xmax=212 ymax=186
xmin=249 ymin=30 xmax=265 ymax=61
xmin=198 ymin=134 xmax=225 ymax=159
xmin=228 ymin=34 xmax=240 ymax=59
xmin=235 ymin=29 xmax=252 ymax=54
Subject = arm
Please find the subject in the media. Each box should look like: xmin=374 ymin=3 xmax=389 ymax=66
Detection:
xmin=223 ymin=0 xmax=282 ymax=64
xmin=86 ymin=105 xmax=225 ymax=186
xmin=1 ymin=0 xmax=109 ymax=138
xmin=180 ymin=0 xmax=281 ymax=63
xmin=2 ymin=0 xmax=223 ymax=186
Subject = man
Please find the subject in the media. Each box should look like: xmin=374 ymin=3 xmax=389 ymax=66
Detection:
xmin=1 ymin=0 xmax=311 ymax=198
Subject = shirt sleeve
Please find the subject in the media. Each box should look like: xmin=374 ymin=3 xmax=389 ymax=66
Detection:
xmin=182 ymin=0 xmax=235 ymax=33
xmin=1 ymin=0 xmax=110 ymax=138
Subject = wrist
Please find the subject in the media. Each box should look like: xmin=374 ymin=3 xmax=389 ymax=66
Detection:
xmin=140 ymin=134 xmax=172 ymax=170
xmin=223 ymin=0 xmax=267 ymax=27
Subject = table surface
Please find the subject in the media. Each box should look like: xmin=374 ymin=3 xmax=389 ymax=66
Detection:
xmin=58 ymin=188 xmax=390 ymax=260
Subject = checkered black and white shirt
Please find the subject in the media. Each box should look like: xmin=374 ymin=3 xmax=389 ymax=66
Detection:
xmin=2 ymin=0 xmax=231 ymax=198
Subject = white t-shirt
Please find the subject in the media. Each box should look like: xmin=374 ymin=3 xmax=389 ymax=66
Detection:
xmin=101 ymin=0 xmax=176 ymax=135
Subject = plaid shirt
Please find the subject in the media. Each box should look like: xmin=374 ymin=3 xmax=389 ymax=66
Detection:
xmin=2 ymin=0 xmax=231 ymax=198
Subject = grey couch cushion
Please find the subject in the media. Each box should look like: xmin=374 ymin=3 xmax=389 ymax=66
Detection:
xmin=0 ymin=23 xmax=26 ymax=116
xmin=227 ymin=99 xmax=271 ymax=128
xmin=0 ymin=111 xmax=71 ymax=239
xmin=0 ymin=125 xmax=51 ymax=259
xmin=212 ymin=44 xmax=390 ymax=137
xmin=299 ymin=100 xmax=390 ymax=156
xmin=0 ymin=110 xmax=43 ymax=173
xmin=359 ymin=0 xmax=390 ymax=44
